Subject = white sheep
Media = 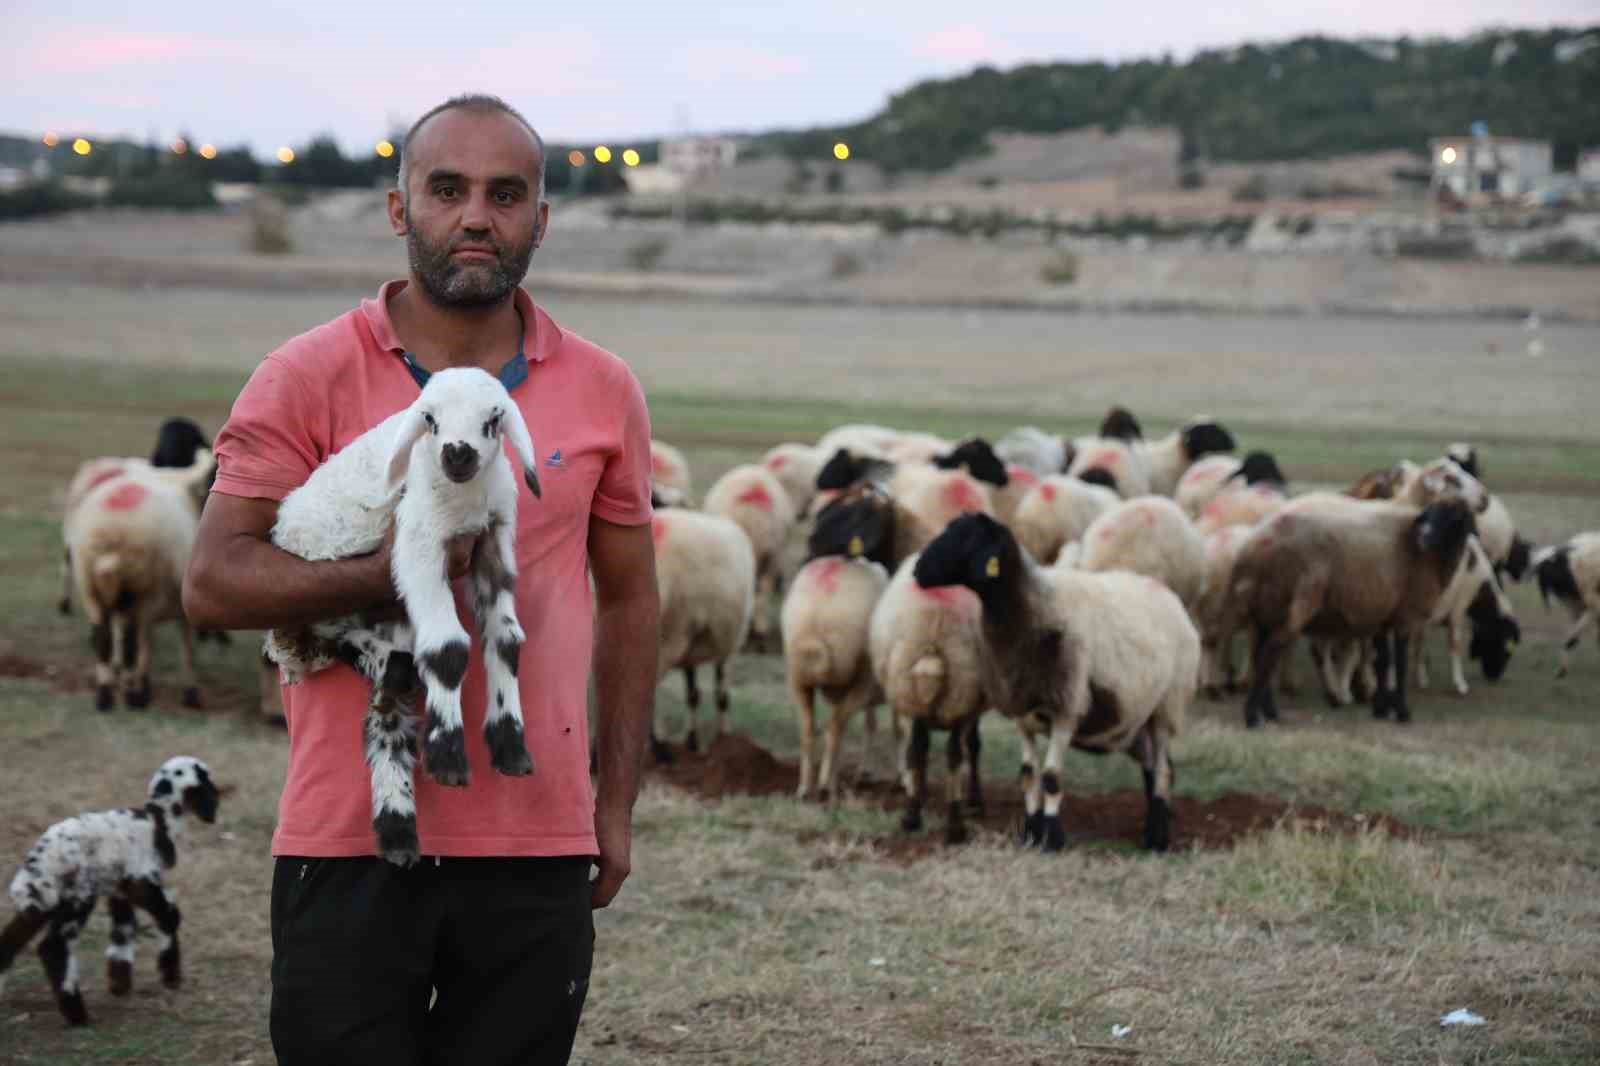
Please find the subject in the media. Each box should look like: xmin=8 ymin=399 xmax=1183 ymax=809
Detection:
xmin=995 ymin=425 xmax=1071 ymax=477
xmin=761 ymin=442 xmax=824 ymax=519
xmin=782 ymin=554 xmax=891 ymax=803
xmin=815 ymin=423 xmax=902 ymax=461
xmin=0 ymin=757 xmax=219 ymax=1027
xmin=1534 ymin=532 xmax=1600 ymax=678
xmin=868 ymin=555 xmax=988 ymax=844
xmin=1175 ymin=453 xmax=1244 ymax=519
xmin=702 ymin=464 xmax=797 ymax=652
xmin=68 ymin=453 xmax=216 ymax=711
xmin=1065 ymin=437 xmax=1151 ymax=498
xmin=914 ymin=514 xmax=1199 ymax=852
xmin=1075 ymin=496 xmax=1207 ymax=611
xmin=650 ymin=439 xmax=693 ymax=507
xmin=1010 ymin=475 xmax=1120 ymax=566
xmin=650 ymin=508 xmax=756 ymax=759
xmin=265 ymin=367 xmax=541 ymax=866
xmin=1138 ymin=417 xmax=1236 ymax=497
xmin=1194 ymin=524 xmax=1255 ymax=696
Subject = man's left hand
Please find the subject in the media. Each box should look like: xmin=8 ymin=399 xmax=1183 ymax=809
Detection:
xmin=591 ymin=806 xmax=632 ymax=909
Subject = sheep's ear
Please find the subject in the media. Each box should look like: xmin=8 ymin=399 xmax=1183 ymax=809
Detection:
xmin=385 ymin=407 xmax=430 ymax=495
xmin=500 ymin=402 xmax=541 ymax=499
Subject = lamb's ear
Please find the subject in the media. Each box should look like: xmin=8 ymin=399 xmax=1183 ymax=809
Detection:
xmin=385 ymin=407 xmax=430 ymax=495
xmin=500 ymin=401 xmax=541 ymax=499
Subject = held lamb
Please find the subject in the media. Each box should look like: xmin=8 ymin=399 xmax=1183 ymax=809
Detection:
xmin=264 ymin=367 xmax=542 ymax=866
xmin=0 ymin=757 xmax=220 ymax=1027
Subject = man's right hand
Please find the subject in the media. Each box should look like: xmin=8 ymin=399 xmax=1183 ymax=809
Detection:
xmin=374 ymin=523 xmax=480 ymax=584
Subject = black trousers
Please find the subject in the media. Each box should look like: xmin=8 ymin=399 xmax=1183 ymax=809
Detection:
xmin=270 ymin=855 xmax=594 ymax=1066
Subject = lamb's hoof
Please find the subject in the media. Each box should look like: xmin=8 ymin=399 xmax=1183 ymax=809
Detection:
xmin=965 ymin=797 xmax=985 ymax=817
xmin=943 ymin=815 xmax=968 ymax=847
xmin=107 ymin=960 xmax=132 ymax=996
xmin=181 ymin=687 xmax=202 ymax=710
xmin=1041 ymin=817 xmax=1067 ymax=853
xmin=684 ymin=730 xmax=699 ymax=754
xmin=423 ymin=726 xmax=470 ymax=787
xmin=1201 ymin=685 xmax=1224 ymax=702
xmin=650 ymin=738 xmax=674 ymax=765
xmin=816 ymin=787 xmax=832 ymax=805
xmin=124 ymin=683 xmax=151 ymax=710
xmin=900 ymin=808 xmax=924 ymax=833
xmin=1020 ymin=811 xmax=1046 ymax=848
xmin=95 ymin=686 xmax=114 ymax=712
xmin=1394 ymin=706 xmax=1412 ymax=724
xmin=61 ymin=996 xmax=89 ymax=1026
xmin=58 ymin=598 xmax=71 ymax=616
xmin=160 ymin=968 xmax=182 ymax=991
xmin=374 ymin=810 xmax=420 ymax=867
xmin=1144 ymin=800 xmax=1172 ymax=853
xmin=1244 ymin=711 xmax=1264 ymax=729
xmin=484 ymin=718 xmax=534 ymax=777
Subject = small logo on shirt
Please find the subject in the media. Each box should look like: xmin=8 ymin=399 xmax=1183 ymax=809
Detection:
xmin=545 ymin=448 xmax=565 ymax=470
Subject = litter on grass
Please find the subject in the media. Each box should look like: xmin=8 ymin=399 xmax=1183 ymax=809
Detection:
xmin=1440 ymin=1009 xmax=1486 ymax=1027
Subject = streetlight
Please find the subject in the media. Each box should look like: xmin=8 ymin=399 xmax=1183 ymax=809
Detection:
xmin=1441 ymin=146 xmax=1457 ymax=164
xmin=833 ymin=142 xmax=850 ymax=161
xmin=72 ymin=138 xmax=91 ymax=156
xmin=568 ymin=149 xmax=586 ymax=166
xmin=172 ymin=138 xmax=188 ymax=155
xmin=593 ymin=145 xmax=612 ymax=164
xmin=375 ymin=140 xmax=395 ymax=158
xmin=622 ymin=148 xmax=640 ymax=167
xmin=199 ymin=144 xmax=217 ymax=160
xmin=42 ymin=132 xmax=59 ymax=147
xmin=276 ymin=146 xmax=295 ymax=164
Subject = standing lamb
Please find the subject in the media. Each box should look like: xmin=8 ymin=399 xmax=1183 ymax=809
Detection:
xmin=914 ymin=514 xmax=1199 ymax=852
xmin=649 ymin=508 xmax=756 ymax=760
xmin=1010 ymin=476 xmax=1120 ymax=566
xmin=0 ymin=757 xmax=220 ymax=1027
xmin=264 ymin=367 xmax=541 ymax=866
xmin=1074 ymin=496 xmax=1207 ymax=611
xmin=702 ymin=465 xmax=797 ymax=652
xmin=1533 ymin=533 xmax=1600 ymax=678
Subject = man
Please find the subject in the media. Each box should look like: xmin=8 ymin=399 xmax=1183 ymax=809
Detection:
xmin=183 ymin=94 xmax=659 ymax=1065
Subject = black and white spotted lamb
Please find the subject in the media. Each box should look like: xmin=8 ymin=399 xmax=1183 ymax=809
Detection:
xmin=265 ymin=367 xmax=542 ymax=866
xmin=0 ymin=757 xmax=219 ymax=1027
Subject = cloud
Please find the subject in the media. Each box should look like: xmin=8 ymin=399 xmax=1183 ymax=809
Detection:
xmin=915 ymin=24 xmax=1024 ymax=67
xmin=668 ymin=42 xmax=807 ymax=85
xmin=20 ymin=29 xmax=249 ymax=76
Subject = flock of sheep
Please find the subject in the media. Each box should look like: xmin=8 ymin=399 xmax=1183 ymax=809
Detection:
xmin=650 ymin=407 xmax=1599 ymax=848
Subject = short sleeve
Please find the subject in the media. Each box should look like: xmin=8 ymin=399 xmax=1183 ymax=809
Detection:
xmin=590 ymin=366 xmax=654 ymax=526
xmin=211 ymin=355 xmax=324 ymax=502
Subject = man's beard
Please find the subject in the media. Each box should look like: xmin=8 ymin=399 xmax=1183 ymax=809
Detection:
xmin=405 ymin=213 xmax=536 ymax=308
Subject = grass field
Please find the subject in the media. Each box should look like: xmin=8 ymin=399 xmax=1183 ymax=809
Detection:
xmin=0 ymin=278 xmax=1597 ymax=1065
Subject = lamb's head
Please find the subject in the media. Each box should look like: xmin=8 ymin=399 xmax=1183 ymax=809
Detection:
xmin=148 ymin=756 xmax=221 ymax=824
xmin=815 ymin=448 xmax=893 ymax=492
xmin=386 ymin=367 xmax=540 ymax=499
xmin=1416 ymin=457 xmax=1488 ymax=514
xmin=1181 ymin=418 xmax=1235 ymax=462
xmin=150 ymin=417 xmax=210 ymax=468
xmin=1077 ymin=467 xmax=1118 ymax=492
xmin=1445 ymin=441 xmax=1480 ymax=480
xmin=1413 ymin=498 xmax=1476 ymax=563
xmin=914 ymin=512 xmax=1018 ymax=596
xmin=807 ymin=483 xmax=895 ymax=565
xmin=1099 ymin=405 xmax=1143 ymax=442
xmin=1229 ymin=450 xmax=1287 ymax=489
xmin=1466 ymin=582 xmax=1520 ymax=682
xmin=932 ymin=437 xmax=1009 ymax=487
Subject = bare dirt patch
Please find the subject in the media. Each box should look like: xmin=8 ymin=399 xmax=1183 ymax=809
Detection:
xmin=647 ymin=732 xmax=1416 ymax=859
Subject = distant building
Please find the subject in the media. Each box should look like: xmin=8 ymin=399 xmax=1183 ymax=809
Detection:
xmin=1429 ymin=136 xmax=1552 ymax=202
xmin=660 ymin=136 xmax=738 ymax=177
xmin=619 ymin=163 xmax=686 ymax=196
xmin=1579 ymin=149 xmax=1600 ymax=184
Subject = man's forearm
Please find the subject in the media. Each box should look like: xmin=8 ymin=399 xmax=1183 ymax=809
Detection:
xmin=184 ymin=533 xmax=395 ymax=631
xmin=592 ymin=588 xmax=658 ymax=815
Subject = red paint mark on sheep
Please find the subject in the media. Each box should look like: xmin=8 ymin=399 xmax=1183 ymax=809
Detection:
xmin=651 ymin=516 xmax=669 ymax=547
xmin=1090 ymin=449 xmax=1121 ymax=469
xmin=650 ymin=451 xmax=675 ymax=475
xmin=1008 ymin=465 xmax=1037 ymax=487
xmin=918 ymin=584 xmax=980 ymax=616
xmin=84 ymin=465 xmax=128 ymax=493
xmin=1040 ymin=483 xmax=1058 ymax=502
xmin=807 ymin=557 xmax=845 ymax=593
xmin=765 ymin=454 xmax=788 ymax=470
xmin=735 ymin=483 xmax=774 ymax=510
xmin=942 ymin=476 xmax=986 ymax=514
xmin=103 ymin=482 xmax=148 ymax=511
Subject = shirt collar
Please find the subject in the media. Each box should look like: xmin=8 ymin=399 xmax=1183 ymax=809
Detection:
xmin=361 ymin=279 xmax=558 ymax=391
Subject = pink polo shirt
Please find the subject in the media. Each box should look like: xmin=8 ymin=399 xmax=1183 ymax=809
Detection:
xmin=213 ymin=281 xmax=653 ymax=858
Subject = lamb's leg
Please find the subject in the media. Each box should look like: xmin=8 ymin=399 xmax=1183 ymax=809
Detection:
xmin=1244 ymin=625 xmax=1286 ymax=727
xmin=1391 ymin=631 xmax=1413 ymax=723
xmin=106 ymin=895 xmax=136 ymax=995
xmin=123 ymin=611 xmax=151 ymax=709
xmin=899 ymin=717 xmax=930 ymax=833
xmin=40 ymin=905 xmax=91 ymax=1026
xmin=176 ymin=616 xmax=201 ymax=709
xmin=681 ymin=666 xmax=702 ymax=752
xmin=1016 ymin=721 xmax=1046 ymax=847
xmin=361 ymin=646 xmax=423 ymax=867
xmin=792 ymin=680 xmax=817 ymax=800
xmin=713 ymin=661 xmax=731 ymax=745
xmin=943 ymin=721 xmax=970 ymax=845
xmin=964 ymin=716 xmax=984 ymax=815
xmin=398 ymin=533 xmax=474 ymax=786
xmin=1446 ymin=616 xmax=1470 ymax=696
xmin=1136 ymin=721 xmax=1176 ymax=852
xmin=855 ymin=698 xmax=879 ymax=787
xmin=91 ymin=614 xmax=115 ymax=712
xmin=820 ymin=680 xmax=875 ymax=805
xmin=1556 ymin=610 xmax=1594 ymax=679
xmin=472 ymin=517 xmax=532 ymax=777
xmin=125 ymin=879 xmax=181 ymax=989
xmin=1371 ymin=632 xmax=1394 ymax=718
xmin=0 ymin=908 xmax=49 ymax=1000
xmin=1413 ymin=627 xmax=1431 ymax=690
xmin=751 ymin=565 xmax=777 ymax=652
xmin=59 ymin=546 xmax=72 ymax=615
xmin=1037 ymin=717 xmax=1078 ymax=853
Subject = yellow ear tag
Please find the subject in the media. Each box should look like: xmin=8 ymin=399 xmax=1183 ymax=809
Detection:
xmin=848 ymin=535 xmax=864 ymax=557
xmin=985 ymin=556 xmax=1000 ymax=578
xmin=1505 ymin=640 xmax=1516 ymax=654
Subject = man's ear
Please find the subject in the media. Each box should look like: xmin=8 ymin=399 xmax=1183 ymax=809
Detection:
xmin=387 ymin=188 xmax=408 ymax=237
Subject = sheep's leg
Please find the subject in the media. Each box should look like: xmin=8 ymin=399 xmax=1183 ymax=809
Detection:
xmin=106 ymin=894 xmax=136 ymax=995
xmin=1556 ymin=610 xmax=1594 ymax=679
xmin=59 ymin=546 xmax=72 ymax=615
xmin=125 ymin=879 xmax=181 ymax=989
xmin=176 ymin=616 xmax=201 ymax=709
xmin=123 ymin=611 xmax=151 ymax=709
xmin=1037 ymin=717 xmax=1076 ymax=853
xmin=964 ymin=717 xmax=985 ymax=815
xmin=399 ymin=535 xmax=473 ymax=787
xmin=820 ymin=681 xmax=875 ymax=805
xmin=899 ymin=717 xmax=930 ymax=834
xmin=40 ymin=904 xmax=92 ymax=1026
xmin=1371 ymin=632 xmax=1393 ymax=718
xmin=1413 ymin=627 xmax=1431 ymax=691
xmin=943 ymin=721 xmax=970 ymax=846
xmin=1016 ymin=721 xmax=1046 ymax=847
xmin=1392 ymin=632 xmax=1413 ymax=722
xmin=751 ymin=565 xmax=777 ymax=653
xmin=855 ymin=699 xmax=880 ymax=787
xmin=1446 ymin=616 xmax=1470 ymax=696
xmin=1244 ymin=625 xmax=1286 ymax=728
xmin=681 ymin=666 xmax=702 ymax=752
xmin=473 ymin=517 xmax=532 ymax=778
xmin=713 ymin=661 xmax=731 ymax=745
xmin=362 ymin=646 xmax=423 ymax=867
xmin=792 ymin=681 xmax=817 ymax=800
xmin=1135 ymin=721 xmax=1176 ymax=852
xmin=91 ymin=615 xmax=116 ymax=712
xmin=1200 ymin=640 xmax=1223 ymax=700
xmin=0 ymin=908 xmax=49 ymax=1001
xmin=1275 ymin=636 xmax=1299 ymax=696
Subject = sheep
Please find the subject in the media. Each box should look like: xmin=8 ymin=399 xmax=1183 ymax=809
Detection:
xmin=781 ymin=553 xmax=891 ymax=803
xmin=0 ymin=756 xmax=219 ymax=1027
xmin=264 ymin=367 xmax=542 ymax=867
xmin=807 ymin=481 xmax=918 ymax=570
xmin=1228 ymin=495 xmax=1478 ymax=726
xmin=885 ymin=431 xmax=956 ymax=466
xmin=1534 ymin=533 xmax=1600 ymax=678
xmin=650 ymin=439 xmax=693 ymax=507
xmin=989 ymin=463 xmax=1040 ymax=525
xmin=815 ymin=448 xmax=997 ymax=560
xmin=1010 ymin=475 xmax=1120 ymax=566
xmin=868 ymin=555 xmax=988 ymax=844
xmin=1075 ymin=496 xmax=1207 ymax=610
xmin=1387 ymin=454 xmax=1529 ymax=580
xmin=815 ymin=423 xmax=901 ymax=460
xmin=995 ymin=425 xmax=1072 ymax=477
xmin=913 ymin=513 xmax=1200 ymax=852
xmin=761 ymin=442 xmax=824 ymax=518
xmin=1065 ymin=437 xmax=1151 ymax=498
xmin=59 ymin=418 xmax=212 ymax=616
xmin=1097 ymin=405 xmax=1144 ymax=441
xmin=1194 ymin=524 xmax=1255 ymax=697
xmin=649 ymin=508 xmax=756 ymax=760
xmin=1194 ymin=451 xmax=1290 ymax=535
xmin=702 ymin=465 xmax=797 ymax=652
xmin=1138 ymin=417 xmax=1237 ymax=497
xmin=69 ymin=453 xmax=216 ymax=711
xmin=1175 ymin=454 xmax=1247 ymax=519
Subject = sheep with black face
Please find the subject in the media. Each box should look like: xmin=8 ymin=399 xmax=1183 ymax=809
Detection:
xmin=0 ymin=757 xmax=220 ymax=1027
xmin=914 ymin=514 xmax=1199 ymax=852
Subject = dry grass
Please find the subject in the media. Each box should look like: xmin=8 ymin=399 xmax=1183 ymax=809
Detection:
xmin=0 ymin=270 xmax=1598 ymax=1063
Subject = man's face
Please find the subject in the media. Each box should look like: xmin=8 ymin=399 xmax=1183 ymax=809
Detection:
xmin=390 ymin=109 xmax=547 ymax=308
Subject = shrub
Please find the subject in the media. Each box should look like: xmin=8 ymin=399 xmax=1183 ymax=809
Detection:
xmin=105 ymin=176 xmax=218 ymax=210
xmin=0 ymin=182 xmax=94 ymax=221
xmin=1233 ymin=174 xmax=1270 ymax=202
xmin=625 ymin=237 xmax=670 ymax=271
xmin=1040 ymin=250 xmax=1080 ymax=284
xmin=823 ymin=169 xmax=845 ymax=195
xmin=248 ymin=194 xmax=293 ymax=255
xmin=830 ymin=251 xmax=863 ymax=278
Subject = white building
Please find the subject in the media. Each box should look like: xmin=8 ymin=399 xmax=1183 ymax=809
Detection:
xmin=1429 ymin=136 xmax=1553 ymax=201
xmin=1578 ymin=150 xmax=1600 ymax=184
xmin=660 ymin=136 xmax=738 ymax=177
